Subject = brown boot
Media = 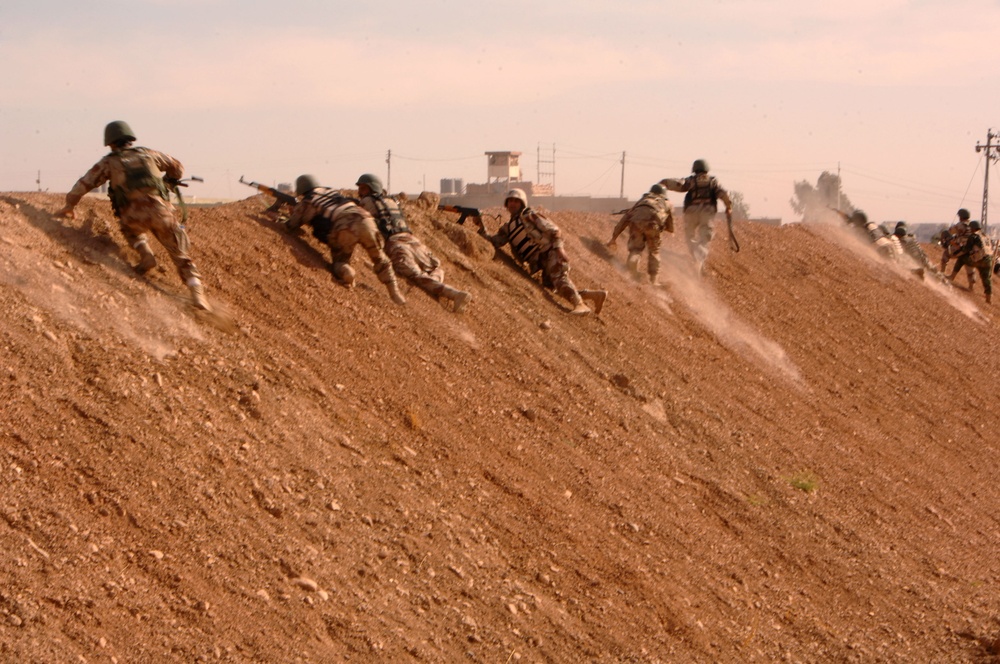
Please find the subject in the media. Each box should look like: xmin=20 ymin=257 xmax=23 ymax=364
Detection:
xmin=187 ymin=278 xmax=211 ymax=311
xmin=334 ymin=264 xmax=356 ymax=288
xmin=569 ymin=301 xmax=591 ymax=315
xmin=134 ymin=241 xmax=158 ymax=275
xmin=440 ymin=286 xmax=472 ymax=313
xmin=580 ymin=289 xmax=607 ymax=315
xmin=987 ymin=292 xmax=992 ymax=305
xmin=386 ymin=278 xmax=406 ymax=305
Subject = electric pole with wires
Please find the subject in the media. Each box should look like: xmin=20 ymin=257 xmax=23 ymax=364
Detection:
xmin=975 ymin=128 xmax=999 ymax=232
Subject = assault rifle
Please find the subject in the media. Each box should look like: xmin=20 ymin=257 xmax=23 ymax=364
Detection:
xmin=239 ymin=176 xmax=297 ymax=215
xmin=438 ymin=204 xmax=485 ymax=227
xmin=164 ymin=176 xmax=203 ymax=223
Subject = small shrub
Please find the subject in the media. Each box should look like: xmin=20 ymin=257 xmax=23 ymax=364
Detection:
xmin=789 ymin=471 xmax=818 ymax=493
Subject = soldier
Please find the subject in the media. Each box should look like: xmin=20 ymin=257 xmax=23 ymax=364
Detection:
xmin=355 ymin=173 xmax=471 ymax=313
xmin=948 ymin=220 xmax=993 ymax=303
xmin=940 ymin=209 xmax=977 ymax=289
xmin=479 ymin=188 xmax=607 ymax=315
xmin=283 ymin=175 xmax=405 ymax=305
xmin=659 ymin=159 xmax=734 ymax=276
xmin=56 ymin=121 xmax=211 ymax=310
xmin=836 ymin=209 xmax=902 ymax=261
xmin=606 ymin=183 xmax=674 ymax=285
xmin=893 ymin=222 xmax=933 ymax=271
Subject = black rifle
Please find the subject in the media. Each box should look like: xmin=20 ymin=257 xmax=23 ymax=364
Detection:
xmin=438 ymin=204 xmax=484 ymax=227
xmin=239 ymin=176 xmax=297 ymax=214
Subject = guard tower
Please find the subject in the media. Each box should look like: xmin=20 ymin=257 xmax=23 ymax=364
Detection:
xmin=485 ymin=151 xmax=522 ymax=193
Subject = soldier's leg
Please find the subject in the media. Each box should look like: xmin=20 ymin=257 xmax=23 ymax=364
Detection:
xmin=353 ymin=217 xmax=405 ymax=304
xmin=646 ymin=229 xmax=663 ymax=285
xmin=544 ymin=251 xmax=592 ymax=315
xmin=143 ymin=206 xmax=209 ymax=309
xmin=625 ymin=229 xmax=646 ymax=279
xmin=978 ymin=260 xmax=992 ymax=303
xmin=966 ymin=264 xmax=978 ymax=289
xmin=118 ymin=218 xmax=158 ymax=274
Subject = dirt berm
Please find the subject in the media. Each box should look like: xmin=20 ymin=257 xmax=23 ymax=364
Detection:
xmin=1 ymin=191 xmax=998 ymax=662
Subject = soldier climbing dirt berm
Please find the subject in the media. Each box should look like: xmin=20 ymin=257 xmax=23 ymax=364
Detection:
xmin=283 ymin=175 xmax=406 ymax=305
xmin=56 ymin=121 xmax=212 ymax=310
xmin=355 ymin=173 xmax=471 ymax=313
xmin=479 ymin=188 xmax=606 ymax=315
xmin=659 ymin=159 xmax=735 ymax=276
xmin=606 ymin=183 xmax=674 ymax=286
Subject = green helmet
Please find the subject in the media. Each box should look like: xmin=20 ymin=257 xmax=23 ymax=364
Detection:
xmin=691 ymin=159 xmax=709 ymax=174
xmin=355 ymin=173 xmax=384 ymax=196
xmin=969 ymin=220 xmax=982 ymax=231
xmin=894 ymin=221 xmax=908 ymax=237
xmin=504 ymin=188 xmax=528 ymax=208
xmin=104 ymin=121 xmax=136 ymax=146
xmin=295 ymin=174 xmax=320 ymax=196
xmin=957 ymin=208 xmax=970 ymax=221
xmin=849 ymin=210 xmax=868 ymax=226
xmin=649 ymin=183 xmax=667 ymax=196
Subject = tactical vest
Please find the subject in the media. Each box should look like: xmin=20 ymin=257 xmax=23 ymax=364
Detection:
xmin=109 ymin=148 xmax=167 ymax=215
xmin=683 ymin=174 xmax=718 ymax=210
xmin=306 ymin=189 xmax=358 ymax=243
xmin=968 ymin=231 xmax=994 ymax=262
xmin=504 ymin=211 xmax=542 ymax=268
xmin=367 ymin=194 xmax=410 ymax=240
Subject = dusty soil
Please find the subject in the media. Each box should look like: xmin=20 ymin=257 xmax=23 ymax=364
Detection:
xmin=1 ymin=191 xmax=998 ymax=663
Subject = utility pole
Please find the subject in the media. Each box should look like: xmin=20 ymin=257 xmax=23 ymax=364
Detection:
xmin=386 ymin=149 xmax=392 ymax=194
xmin=619 ymin=151 xmax=626 ymax=199
xmin=975 ymin=129 xmax=999 ymax=232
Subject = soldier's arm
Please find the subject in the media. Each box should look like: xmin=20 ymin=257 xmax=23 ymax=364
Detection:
xmin=145 ymin=148 xmax=183 ymax=181
xmin=659 ymin=177 xmax=690 ymax=193
xmin=284 ymin=201 xmax=310 ymax=231
xmin=60 ymin=158 xmax=111 ymax=214
xmin=479 ymin=218 xmax=511 ymax=248
xmin=609 ymin=211 xmax=631 ymax=243
xmin=527 ymin=210 xmax=562 ymax=252
xmin=718 ymin=188 xmax=733 ymax=214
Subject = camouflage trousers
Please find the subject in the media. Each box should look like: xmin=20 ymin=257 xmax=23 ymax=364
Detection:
xmin=385 ymin=232 xmax=445 ymax=297
xmin=536 ymin=247 xmax=582 ymax=307
xmin=683 ymin=206 xmax=717 ymax=272
xmin=951 ymin=255 xmax=993 ymax=296
xmin=941 ymin=246 xmax=977 ymax=286
xmin=119 ymin=196 xmax=201 ymax=284
xmin=625 ymin=219 xmax=664 ymax=278
xmin=327 ymin=212 xmax=397 ymax=287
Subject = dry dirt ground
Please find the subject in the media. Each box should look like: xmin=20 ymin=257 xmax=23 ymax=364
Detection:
xmin=1 ymin=190 xmax=999 ymax=663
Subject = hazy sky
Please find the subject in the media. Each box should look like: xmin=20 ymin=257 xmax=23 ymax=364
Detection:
xmin=2 ymin=0 xmax=999 ymax=224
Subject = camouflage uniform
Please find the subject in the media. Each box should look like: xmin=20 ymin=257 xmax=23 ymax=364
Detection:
xmin=941 ymin=220 xmax=977 ymax=288
xmin=609 ymin=191 xmax=673 ymax=284
xmin=660 ymin=168 xmax=732 ymax=275
xmin=481 ymin=192 xmax=606 ymax=315
xmin=285 ymin=187 xmax=404 ymax=304
xmin=358 ymin=193 xmax=471 ymax=312
xmin=62 ymin=145 xmax=208 ymax=308
xmin=949 ymin=227 xmax=993 ymax=303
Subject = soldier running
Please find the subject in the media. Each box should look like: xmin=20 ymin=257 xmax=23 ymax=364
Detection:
xmin=56 ymin=121 xmax=211 ymax=310
xmin=606 ymin=183 xmax=674 ymax=285
xmin=940 ymin=208 xmax=977 ymax=290
xmin=355 ymin=173 xmax=471 ymax=313
xmin=283 ymin=175 xmax=405 ymax=305
xmin=948 ymin=220 xmax=993 ymax=304
xmin=479 ymin=188 xmax=607 ymax=315
xmin=659 ymin=159 xmax=733 ymax=276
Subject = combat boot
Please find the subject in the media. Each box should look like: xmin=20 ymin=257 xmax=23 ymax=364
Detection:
xmin=579 ymin=289 xmax=607 ymax=315
xmin=187 ymin=278 xmax=211 ymax=311
xmin=386 ymin=279 xmax=406 ymax=305
xmin=134 ymin=241 xmax=158 ymax=275
xmin=440 ymin=286 xmax=472 ymax=313
xmin=569 ymin=301 xmax=592 ymax=315
xmin=334 ymin=264 xmax=356 ymax=288
xmin=648 ymin=270 xmax=660 ymax=287
xmin=987 ymin=292 xmax=992 ymax=304
xmin=625 ymin=254 xmax=641 ymax=280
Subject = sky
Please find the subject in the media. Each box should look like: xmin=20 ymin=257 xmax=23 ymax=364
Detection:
xmin=2 ymin=0 xmax=999 ymax=225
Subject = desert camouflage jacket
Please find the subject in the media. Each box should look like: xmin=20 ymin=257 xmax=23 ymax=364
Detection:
xmin=66 ymin=146 xmax=182 ymax=211
xmin=483 ymin=207 xmax=563 ymax=267
xmin=660 ymin=174 xmax=732 ymax=212
xmin=286 ymin=187 xmax=369 ymax=243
